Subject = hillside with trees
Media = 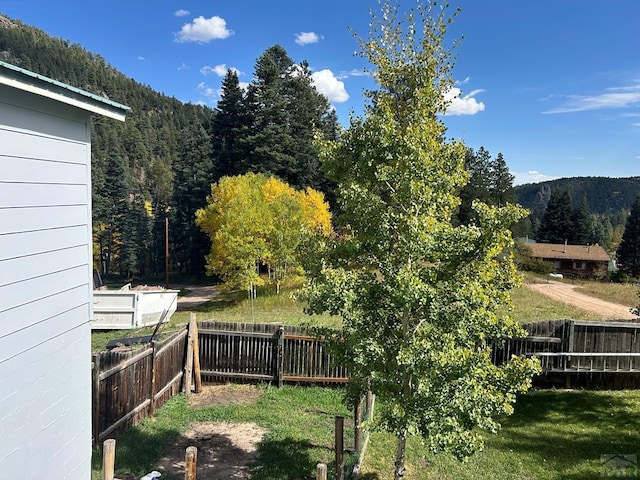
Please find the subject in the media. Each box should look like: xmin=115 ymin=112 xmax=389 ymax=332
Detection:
xmin=0 ymin=14 xmax=336 ymax=279
xmin=514 ymin=177 xmax=640 ymax=253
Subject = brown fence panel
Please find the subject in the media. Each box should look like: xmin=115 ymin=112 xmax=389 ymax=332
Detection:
xmin=197 ymin=321 xmax=280 ymax=382
xmin=92 ymin=327 xmax=188 ymax=444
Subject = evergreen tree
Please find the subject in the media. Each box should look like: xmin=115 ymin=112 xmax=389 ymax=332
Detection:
xmin=537 ymin=189 xmax=573 ymax=243
xmin=571 ymin=195 xmax=592 ymax=245
xmin=617 ymin=195 xmax=640 ymax=277
xmin=212 ymin=69 xmax=249 ymax=179
xmin=172 ymin=123 xmax=215 ymax=276
xmin=489 ymin=153 xmax=516 ymax=206
xmin=242 ymin=45 xmax=296 ymax=180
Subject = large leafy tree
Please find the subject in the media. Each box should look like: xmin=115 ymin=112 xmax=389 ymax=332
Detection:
xmin=617 ymin=195 xmax=640 ymax=277
xmin=300 ymin=2 xmax=539 ymax=478
xmin=196 ymin=173 xmax=331 ymax=292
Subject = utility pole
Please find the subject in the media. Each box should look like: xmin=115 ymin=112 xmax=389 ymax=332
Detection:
xmin=165 ymin=217 xmax=169 ymax=288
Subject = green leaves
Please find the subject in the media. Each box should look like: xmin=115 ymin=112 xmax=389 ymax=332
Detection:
xmin=303 ymin=1 xmax=540 ymax=475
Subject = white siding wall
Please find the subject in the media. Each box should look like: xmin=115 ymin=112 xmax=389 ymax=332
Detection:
xmin=0 ymin=85 xmax=93 ymax=479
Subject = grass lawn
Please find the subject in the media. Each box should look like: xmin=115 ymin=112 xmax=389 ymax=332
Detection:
xmin=360 ymin=389 xmax=640 ymax=480
xmin=91 ymin=277 xmax=640 ymax=479
xmin=92 ymin=385 xmax=355 ymax=480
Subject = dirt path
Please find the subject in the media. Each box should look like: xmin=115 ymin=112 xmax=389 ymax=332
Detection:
xmin=176 ymin=285 xmax=219 ymax=310
xmin=525 ymin=280 xmax=638 ymax=319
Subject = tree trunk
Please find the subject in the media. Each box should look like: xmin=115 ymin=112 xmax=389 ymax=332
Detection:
xmin=394 ymin=429 xmax=408 ymax=480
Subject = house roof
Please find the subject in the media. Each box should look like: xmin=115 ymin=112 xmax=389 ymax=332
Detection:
xmin=0 ymin=60 xmax=130 ymax=121
xmin=526 ymin=243 xmax=611 ymax=262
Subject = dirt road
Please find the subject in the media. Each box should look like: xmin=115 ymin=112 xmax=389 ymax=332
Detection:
xmin=525 ymin=280 xmax=637 ymax=319
xmin=176 ymin=285 xmax=219 ymax=310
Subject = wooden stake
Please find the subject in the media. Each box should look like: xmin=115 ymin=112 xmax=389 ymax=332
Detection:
xmin=184 ymin=445 xmax=197 ymax=480
xmin=316 ymin=463 xmax=328 ymax=480
xmin=102 ymin=439 xmax=116 ymax=480
xmin=335 ymin=416 xmax=344 ymax=480
xmin=184 ymin=318 xmax=195 ymax=395
xmin=192 ymin=313 xmax=202 ymax=393
xmin=354 ymin=391 xmax=363 ymax=452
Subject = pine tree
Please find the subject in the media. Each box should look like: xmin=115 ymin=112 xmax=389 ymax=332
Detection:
xmin=172 ymin=123 xmax=215 ymax=276
xmin=537 ymin=189 xmax=573 ymax=243
xmin=617 ymin=195 xmax=640 ymax=277
xmin=212 ymin=69 xmax=249 ymax=180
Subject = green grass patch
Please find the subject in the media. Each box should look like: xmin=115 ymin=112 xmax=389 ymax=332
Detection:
xmin=575 ymin=281 xmax=638 ymax=309
xmin=92 ymin=385 xmax=355 ymax=480
xmin=361 ymin=389 xmax=640 ymax=479
xmin=509 ymin=285 xmax=603 ymax=322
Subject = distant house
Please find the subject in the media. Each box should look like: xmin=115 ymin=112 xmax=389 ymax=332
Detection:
xmin=0 ymin=61 xmax=128 ymax=479
xmin=525 ymin=242 xmax=611 ymax=279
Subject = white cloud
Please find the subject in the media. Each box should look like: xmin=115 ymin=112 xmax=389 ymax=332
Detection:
xmin=543 ymin=84 xmax=640 ymax=113
xmin=443 ymin=87 xmax=485 ymax=115
xmin=200 ymin=64 xmax=240 ymax=77
xmin=337 ymin=69 xmax=369 ymax=79
xmin=177 ymin=63 xmax=189 ymax=71
xmin=197 ymin=82 xmax=216 ymax=99
xmin=175 ymin=9 xmax=190 ymax=17
xmin=175 ymin=16 xmax=233 ymax=43
xmin=512 ymin=170 xmax=559 ymax=186
xmin=311 ymin=69 xmax=349 ymax=103
xmin=137 ymin=56 xmax=145 ymax=61
xmin=295 ymin=32 xmax=322 ymax=46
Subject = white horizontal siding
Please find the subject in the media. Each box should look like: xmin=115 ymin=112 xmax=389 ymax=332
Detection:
xmin=0 ymin=86 xmax=93 ymax=480
xmin=0 ymin=225 xmax=88 ymax=261
xmin=0 ymin=284 xmax=88 ymax=338
xmin=0 ymin=205 xmax=87 ymax=235
xmin=0 ymin=322 xmax=91 ymax=480
xmin=0 ymin=128 xmax=88 ymax=165
xmin=0 ymin=84 xmax=87 ymax=142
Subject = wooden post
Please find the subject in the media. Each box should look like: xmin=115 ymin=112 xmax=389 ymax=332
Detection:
xmin=316 ymin=463 xmax=328 ymax=480
xmin=184 ymin=445 xmax=197 ymax=480
xmin=149 ymin=340 xmax=158 ymax=416
xmin=165 ymin=216 xmax=169 ymax=288
xmin=102 ymin=439 xmax=116 ymax=480
xmin=184 ymin=319 xmax=195 ymax=395
xmin=92 ymin=354 xmax=101 ymax=446
xmin=277 ymin=325 xmax=284 ymax=387
xmin=192 ymin=314 xmax=202 ymax=393
xmin=354 ymin=391 xmax=363 ymax=453
xmin=335 ymin=416 xmax=344 ymax=480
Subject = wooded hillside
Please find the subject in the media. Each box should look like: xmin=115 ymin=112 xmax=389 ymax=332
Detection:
xmin=0 ymin=14 xmax=335 ymax=279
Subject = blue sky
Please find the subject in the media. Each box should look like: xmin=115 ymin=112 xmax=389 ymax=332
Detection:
xmin=1 ymin=1 xmax=639 ymax=185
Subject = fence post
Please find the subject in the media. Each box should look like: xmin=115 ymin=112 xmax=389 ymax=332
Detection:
xmin=102 ymin=439 xmax=116 ymax=480
xmin=354 ymin=391 xmax=362 ymax=453
xmin=184 ymin=445 xmax=197 ymax=480
xmin=149 ymin=340 xmax=158 ymax=416
xmin=316 ymin=463 xmax=328 ymax=480
xmin=277 ymin=325 xmax=285 ymax=387
xmin=184 ymin=317 xmax=195 ymax=395
xmin=193 ymin=316 xmax=202 ymax=393
xmin=335 ymin=416 xmax=344 ymax=480
xmin=92 ymin=354 xmax=101 ymax=446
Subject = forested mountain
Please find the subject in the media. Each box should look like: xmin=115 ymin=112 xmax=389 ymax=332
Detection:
xmin=0 ymin=14 xmax=336 ymax=279
xmin=514 ymin=176 xmax=640 ymax=252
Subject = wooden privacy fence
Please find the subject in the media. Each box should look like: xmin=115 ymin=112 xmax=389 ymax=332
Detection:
xmin=197 ymin=321 xmax=349 ymax=385
xmin=492 ymin=319 xmax=640 ymax=388
xmin=92 ymin=328 xmax=188 ymax=445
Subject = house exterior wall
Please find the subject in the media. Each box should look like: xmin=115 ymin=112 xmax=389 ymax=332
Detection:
xmin=0 ymin=84 xmax=93 ymax=479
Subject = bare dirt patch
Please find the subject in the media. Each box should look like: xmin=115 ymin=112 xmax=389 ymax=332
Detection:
xmin=114 ymin=385 xmax=266 ymax=480
xmin=188 ymin=383 xmax=264 ymax=409
xmin=156 ymin=421 xmax=266 ymax=479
